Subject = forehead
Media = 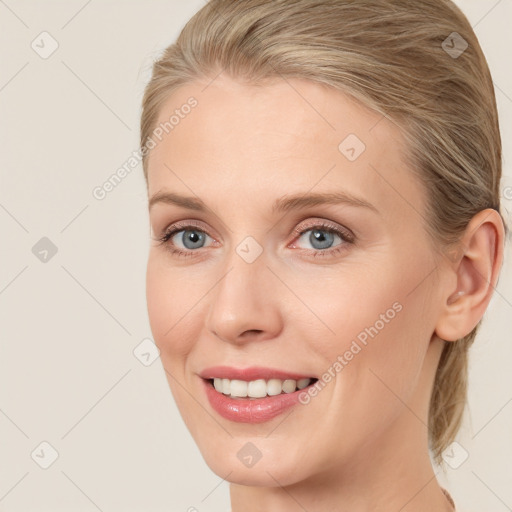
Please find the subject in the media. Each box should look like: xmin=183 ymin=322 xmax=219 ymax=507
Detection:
xmin=146 ymin=75 xmax=425 ymax=221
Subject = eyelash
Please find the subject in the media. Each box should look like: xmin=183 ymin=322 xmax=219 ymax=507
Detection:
xmin=154 ymin=219 xmax=355 ymax=259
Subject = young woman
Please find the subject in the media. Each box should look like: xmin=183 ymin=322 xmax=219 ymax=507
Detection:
xmin=140 ymin=1 xmax=507 ymax=510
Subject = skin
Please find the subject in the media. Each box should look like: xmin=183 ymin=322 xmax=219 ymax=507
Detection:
xmin=145 ymin=75 xmax=504 ymax=512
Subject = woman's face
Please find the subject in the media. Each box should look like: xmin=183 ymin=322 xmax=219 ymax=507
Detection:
xmin=146 ymin=75 xmax=450 ymax=486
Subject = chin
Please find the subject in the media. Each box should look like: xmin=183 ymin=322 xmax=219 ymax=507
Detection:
xmin=197 ymin=437 xmax=314 ymax=488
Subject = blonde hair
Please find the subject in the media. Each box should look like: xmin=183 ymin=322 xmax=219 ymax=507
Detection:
xmin=140 ymin=0 xmax=506 ymax=464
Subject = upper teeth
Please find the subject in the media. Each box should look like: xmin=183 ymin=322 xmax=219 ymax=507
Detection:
xmin=213 ymin=377 xmax=312 ymax=398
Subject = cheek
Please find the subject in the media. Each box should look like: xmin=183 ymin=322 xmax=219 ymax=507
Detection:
xmin=146 ymin=253 xmax=202 ymax=359
xmin=146 ymin=255 xmax=206 ymax=418
xmin=301 ymin=254 xmax=433 ymax=393
xmin=284 ymin=258 xmax=434 ymax=461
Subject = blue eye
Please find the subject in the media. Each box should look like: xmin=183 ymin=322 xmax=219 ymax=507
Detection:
xmin=288 ymin=221 xmax=354 ymax=258
xmin=297 ymin=228 xmax=341 ymax=250
xmin=155 ymin=220 xmax=355 ymax=259
xmin=173 ymin=229 xmax=210 ymax=250
xmin=157 ymin=226 xmax=212 ymax=258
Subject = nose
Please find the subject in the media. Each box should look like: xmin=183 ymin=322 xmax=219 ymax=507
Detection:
xmin=204 ymin=247 xmax=283 ymax=346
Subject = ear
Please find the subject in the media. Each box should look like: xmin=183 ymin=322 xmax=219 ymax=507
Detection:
xmin=435 ymin=208 xmax=505 ymax=342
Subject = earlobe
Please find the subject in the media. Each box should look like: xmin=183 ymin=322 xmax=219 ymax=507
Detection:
xmin=434 ymin=208 xmax=505 ymax=342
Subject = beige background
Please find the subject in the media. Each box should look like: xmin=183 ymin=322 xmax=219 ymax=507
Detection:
xmin=1 ymin=1 xmax=511 ymax=511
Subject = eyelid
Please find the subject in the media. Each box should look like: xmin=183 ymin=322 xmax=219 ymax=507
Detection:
xmin=156 ymin=218 xmax=352 ymax=242
xmin=157 ymin=219 xmax=216 ymax=241
xmin=290 ymin=218 xmax=355 ymax=244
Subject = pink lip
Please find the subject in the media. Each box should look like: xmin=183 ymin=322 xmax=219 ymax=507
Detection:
xmin=201 ymin=378 xmax=314 ymax=423
xmin=198 ymin=365 xmax=315 ymax=381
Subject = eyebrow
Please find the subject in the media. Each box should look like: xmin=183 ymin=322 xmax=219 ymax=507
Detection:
xmin=148 ymin=190 xmax=379 ymax=214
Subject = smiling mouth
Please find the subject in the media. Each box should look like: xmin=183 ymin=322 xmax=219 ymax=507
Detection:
xmin=206 ymin=377 xmax=319 ymax=400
